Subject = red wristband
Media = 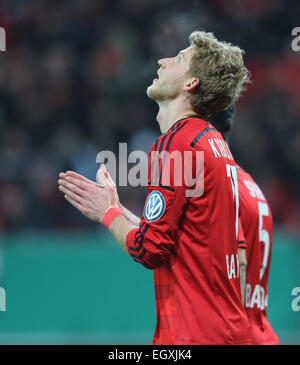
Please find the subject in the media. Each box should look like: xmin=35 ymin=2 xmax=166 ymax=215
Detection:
xmin=101 ymin=207 xmax=123 ymax=228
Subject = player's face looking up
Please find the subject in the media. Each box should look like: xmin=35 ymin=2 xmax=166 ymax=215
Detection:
xmin=147 ymin=46 xmax=198 ymax=102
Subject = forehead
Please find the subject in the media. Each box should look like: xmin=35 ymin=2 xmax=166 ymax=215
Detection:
xmin=179 ymin=46 xmax=195 ymax=58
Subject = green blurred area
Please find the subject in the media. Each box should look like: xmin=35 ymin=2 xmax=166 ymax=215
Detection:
xmin=0 ymin=228 xmax=299 ymax=344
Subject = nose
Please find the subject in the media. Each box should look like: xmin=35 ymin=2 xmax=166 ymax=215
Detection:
xmin=158 ymin=58 xmax=166 ymax=68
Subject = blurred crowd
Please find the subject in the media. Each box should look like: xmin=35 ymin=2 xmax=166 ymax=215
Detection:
xmin=0 ymin=0 xmax=299 ymax=235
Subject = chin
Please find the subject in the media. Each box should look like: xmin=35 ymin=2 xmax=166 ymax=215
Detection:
xmin=146 ymin=84 xmax=159 ymax=100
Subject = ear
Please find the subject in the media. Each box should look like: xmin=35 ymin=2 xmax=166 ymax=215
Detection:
xmin=183 ymin=78 xmax=200 ymax=93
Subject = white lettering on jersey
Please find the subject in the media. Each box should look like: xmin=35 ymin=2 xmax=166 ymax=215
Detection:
xmin=250 ymin=284 xmax=261 ymax=309
xmin=245 ymin=283 xmax=268 ymax=310
xmin=208 ymin=139 xmax=221 ymax=158
xmin=243 ymin=180 xmax=266 ymax=201
xmin=226 ymin=254 xmax=240 ymax=279
xmin=225 ymin=142 xmax=234 ymax=160
xmin=208 ymin=138 xmax=233 ymax=160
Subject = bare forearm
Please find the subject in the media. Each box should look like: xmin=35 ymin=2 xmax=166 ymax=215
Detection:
xmin=108 ymin=214 xmax=135 ymax=254
xmin=238 ymin=247 xmax=247 ymax=305
xmin=240 ymin=264 xmax=246 ymax=305
xmin=118 ymin=203 xmax=140 ymax=227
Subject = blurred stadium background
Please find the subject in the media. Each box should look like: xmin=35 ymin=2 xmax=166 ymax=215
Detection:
xmin=0 ymin=0 xmax=299 ymax=344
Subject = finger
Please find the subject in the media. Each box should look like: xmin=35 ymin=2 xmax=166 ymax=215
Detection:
xmin=64 ymin=193 xmax=86 ymax=213
xmin=96 ymin=167 xmax=108 ymax=186
xmin=58 ymin=182 xmax=86 ymax=199
xmin=59 ymin=185 xmax=86 ymax=205
xmin=98 ymin=164 xmax=115 ymax=187
xmin=101 ymin=164 xmax=116 ymax=186
xmin=63 ymin=176 xmax=93 ymax=192
xmin=59 ymin=172 xmax=66 ymax=179
xmin=101 ymin=163 xmax=108 ymax=176
xmin=101 ymin=164 xmax=111 ymax=181
xmin=65 ymin=171 xmax=98 ymax=186
xmin=106 ymin=170 xmax=116 ymax=187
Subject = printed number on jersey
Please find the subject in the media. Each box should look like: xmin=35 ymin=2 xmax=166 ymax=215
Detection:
xmin=258 ymin=201 xmax=270 ymax=280
xmin=226 ymin=164 xmax=239 ymax=239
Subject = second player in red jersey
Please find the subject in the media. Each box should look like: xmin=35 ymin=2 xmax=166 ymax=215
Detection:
xmin=237 ymin=167 xmax=280 ymax=344
xmin=209 ymin=104 xmax=279 ymax=345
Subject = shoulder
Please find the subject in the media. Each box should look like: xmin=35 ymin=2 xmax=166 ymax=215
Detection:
xmin=237 ymin=166 xmax=250 ymax=181
xmin=237 ymin=167 xmax=257 ymax=191
xmin=156 ymin=116 xmax=221 ymax=153
xmin=238 ymin=167 xmax=268 ymax=202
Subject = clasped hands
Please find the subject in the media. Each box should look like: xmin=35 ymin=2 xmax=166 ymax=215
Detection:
xmin=58 ymin=164 xmax=119 ymax=223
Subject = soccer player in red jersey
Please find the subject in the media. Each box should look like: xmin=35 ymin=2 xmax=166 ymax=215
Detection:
xmin=209 ymin=104 xmax=280 ymax=345
xmin=58 ymin=31 xmax=251 ymax=344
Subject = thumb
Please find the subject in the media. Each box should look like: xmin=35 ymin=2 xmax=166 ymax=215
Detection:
xmin=96 ymin=165 xmax=106 ymax=185
xmin=101 ymin=163 xmax=109 ymax=178
xmin=101 ymin=164 xmax=116 ymax=186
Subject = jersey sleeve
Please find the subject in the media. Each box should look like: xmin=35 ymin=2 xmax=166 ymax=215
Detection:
xmin=126 ymin=133 xmax=194 ymax=269
xmin=237 ymin=218 xmax=247 ymax=249
xmin=126 ymin=184 xmax=186 ymax=269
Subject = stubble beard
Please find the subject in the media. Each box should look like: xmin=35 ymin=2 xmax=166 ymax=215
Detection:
xmin=146 ymin=81 xmax=164 ymax=102
xmin=146 ymin=79 xmax=179 ymax=102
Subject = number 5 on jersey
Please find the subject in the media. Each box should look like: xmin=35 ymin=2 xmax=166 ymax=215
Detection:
xmin=258 ymin=201 xmax=270 ymax=280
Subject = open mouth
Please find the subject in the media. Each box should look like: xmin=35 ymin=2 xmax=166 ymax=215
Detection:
xmin=155 ymin=70 xmax=160 ymax=81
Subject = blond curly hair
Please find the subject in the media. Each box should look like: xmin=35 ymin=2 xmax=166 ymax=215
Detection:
xmin=187 ymin=31 xmax=250 ymax=118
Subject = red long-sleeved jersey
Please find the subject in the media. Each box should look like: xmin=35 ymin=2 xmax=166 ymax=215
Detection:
xmin=237 ymin=167 xmax=279 ymax=345
xmin=126 ymin=116 xmax=251 ymax=344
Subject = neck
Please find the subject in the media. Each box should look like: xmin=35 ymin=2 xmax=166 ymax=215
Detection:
xmin=156 ymin=98 xmax=198 ymax=134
